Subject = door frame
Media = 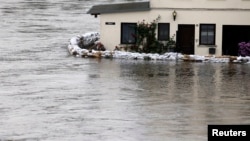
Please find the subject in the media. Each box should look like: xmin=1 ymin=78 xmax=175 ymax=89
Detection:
xmin=176 ymin=24 xmax=195 ymax=55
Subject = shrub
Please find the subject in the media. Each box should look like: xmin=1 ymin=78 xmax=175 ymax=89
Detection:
xmin=135 ymin=16 xmax=161 ymax=53
xmin=238 ymin=42 xmax=250 ymax=56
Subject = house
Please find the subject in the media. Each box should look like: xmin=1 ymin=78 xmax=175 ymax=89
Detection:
xmin=87 ymin=0 xmax=250 ymax=56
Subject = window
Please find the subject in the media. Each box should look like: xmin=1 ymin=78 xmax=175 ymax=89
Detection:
xmin=121 ymin=23 xmax=137 ymax=44
xmin=200 ymin=24 xmax=216 ymax=45
xmin=158 ymin=23 xmax=170 ymax=41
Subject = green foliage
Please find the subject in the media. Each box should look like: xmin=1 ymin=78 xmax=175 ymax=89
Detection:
xmin=135 ymin=16 xmax=162 ymax=53
xmin=129 ymin=16 xmax=177 ymax=54
xmin=166 ymin=34 xmax=176 ymax=48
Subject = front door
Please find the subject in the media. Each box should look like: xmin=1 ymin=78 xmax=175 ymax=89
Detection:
xmin=177 ymin=24 xmax=195 ymax=55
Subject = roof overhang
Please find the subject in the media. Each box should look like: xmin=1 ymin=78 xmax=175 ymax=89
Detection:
xmin=87 ymin=1 xmax=150 ymax=17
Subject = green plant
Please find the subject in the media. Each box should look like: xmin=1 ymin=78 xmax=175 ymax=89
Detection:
xmin=135 ymin=16 xmax=161 ymax=53
xmin=166 ymin=34 xmax=176 ymax=48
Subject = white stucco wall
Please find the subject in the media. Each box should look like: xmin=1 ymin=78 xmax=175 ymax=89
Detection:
xmin=150 ymin=0 xmax=250 ymax=9
xmin=100 ymin=11 xmax=150 ymax=50
xmin=98 ymin=0 xmax=250 ymax=55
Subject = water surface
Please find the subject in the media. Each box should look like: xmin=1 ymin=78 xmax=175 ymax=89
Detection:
xmin=0 ymin=0 xmax=250 ymax=141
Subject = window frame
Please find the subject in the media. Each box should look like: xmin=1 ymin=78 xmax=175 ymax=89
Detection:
xmin=199 ymin=24 xmax=216 ymax=45
xmin=121 ymin=23 xmax=137 ymax=44
xmin=158 ymin=23 xmax=170 ymax=41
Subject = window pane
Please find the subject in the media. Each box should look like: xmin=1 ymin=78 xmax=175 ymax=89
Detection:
xmin=200 ymin=24 xmax=215 ymax=45
xmin=201 ymin=31 xmax=207 ymax=36
xmin=201 ymin=25 xmax=208 ymax=31
xmin=201 ymin=36 xmax=208 ymax=44
xmin=208 ymin=31 xmax=214 ymax=36
xmin=207 ymin=36 xmax=214 ymax=44
xmin=158 ymin=23 xmax=169 ymax=41
xmin=121 ymin=23 xmax=136 ymax=44
xmin=207 ymin=26 xmax=215 ymax=31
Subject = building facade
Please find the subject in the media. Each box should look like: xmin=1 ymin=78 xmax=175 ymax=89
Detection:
xmin=88 ymin=0 xmax=250 ymax=56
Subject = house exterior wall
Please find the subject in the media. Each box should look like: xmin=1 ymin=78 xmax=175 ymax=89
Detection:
xmin=100 ymin=12 xmax=149 ymax=51
xmin=99 ymin=0 xmax=250 ymax=56
xmin=150 ymin=0 xmax=250 ymax=9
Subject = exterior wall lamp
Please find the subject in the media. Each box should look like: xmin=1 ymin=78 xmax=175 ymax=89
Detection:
xmin=173 ymin=10 xmax=177 ymax=21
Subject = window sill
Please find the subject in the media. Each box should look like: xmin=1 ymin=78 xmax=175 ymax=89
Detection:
xmin=120 ymin=43 xmax=136 ymax=45
xmin=198 ymin=45 xmax=217 ymax=47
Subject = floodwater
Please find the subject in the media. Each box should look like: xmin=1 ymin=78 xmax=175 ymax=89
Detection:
xmin=0 ymin=0 xmax=250 ymax=141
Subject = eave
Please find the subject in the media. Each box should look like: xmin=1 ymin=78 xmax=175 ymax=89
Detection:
xmin=87 ymin=1 xmax=150 ymax=17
